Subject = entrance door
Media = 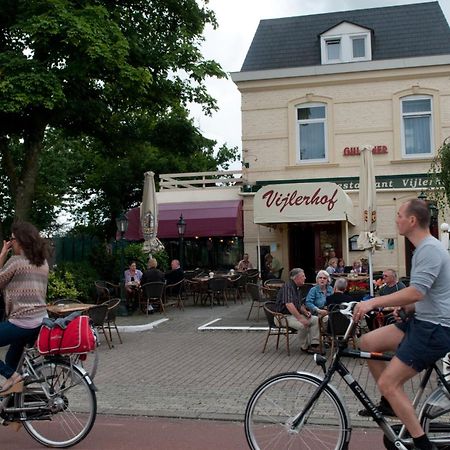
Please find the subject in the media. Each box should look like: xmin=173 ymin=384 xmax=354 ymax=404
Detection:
xmin=289 ymin=222 xmax=342 ymax=283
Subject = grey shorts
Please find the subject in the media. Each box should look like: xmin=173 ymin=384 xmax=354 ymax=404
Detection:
xmin=395 ymin=317 xmax=450 ymax=372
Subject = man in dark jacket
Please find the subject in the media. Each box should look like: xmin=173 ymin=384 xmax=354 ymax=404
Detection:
xmin=141 ymin=258 xmax=164 ymax=285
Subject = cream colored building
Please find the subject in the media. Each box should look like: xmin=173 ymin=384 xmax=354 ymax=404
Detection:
xmin=231 ymin=2 xmax=450 ymax=280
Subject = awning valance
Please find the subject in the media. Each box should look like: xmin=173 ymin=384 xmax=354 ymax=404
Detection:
xmin=124 ymin=200 xmax=243 ymax=241
xmin=254 ymin=182 xmax=355 ymax=225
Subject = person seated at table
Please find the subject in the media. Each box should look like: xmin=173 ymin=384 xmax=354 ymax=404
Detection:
xmin=366 ymin=269 xmax=407 ymax=330
xmin=325 ymin=257 xmax=338 ymax=275
xmin=141 ymin=258 xmax=164 ymax=285
xmin=263 ymin=253 xmax=282 ymax=281
xmin=236 ymin=253 xmax=253 ymax=272
xmin=124 ymin=261 xmax=142 ymax=310
xmin=326 ymin=278 xmax=353 ymax=306
xmin=165 ymin=259 xmax=184 ymax=286
xmin=350 ymin=259 xmax=364 ymax=274
xmin=305 ymin=270 xmax=333 ymax=318
xmin=335 ymin=258 xmax=346 ymax=274
xmin=275 ymin=268 xmax=322 ymax=355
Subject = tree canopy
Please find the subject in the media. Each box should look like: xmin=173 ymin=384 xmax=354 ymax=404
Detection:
xmin=0 ymin=0 xmax=237 ymax=238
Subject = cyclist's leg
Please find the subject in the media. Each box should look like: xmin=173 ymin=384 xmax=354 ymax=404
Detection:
xmin=359 ymin=323 xmax=404 ymax=382
xmin=378 ymin=356 xmax=423 ymax=437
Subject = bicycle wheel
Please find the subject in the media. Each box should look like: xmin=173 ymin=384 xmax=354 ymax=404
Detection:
xmin=17 ymin=360 xmax=96 ymax=448
xmin=245 ymin=372 xmax=350 ymax=450
xmin=420 ymin=387 xmax=450 ymax=450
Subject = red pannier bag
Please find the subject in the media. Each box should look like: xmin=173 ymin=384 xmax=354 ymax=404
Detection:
xmin=37 ymin=315 xmax=96 ymax=355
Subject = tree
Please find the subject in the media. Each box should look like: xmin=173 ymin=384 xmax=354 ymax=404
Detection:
xmin=0 ymin=0 xmax=232 ymax=237
xmin=429 ymin=137 xmax=450 ymax=215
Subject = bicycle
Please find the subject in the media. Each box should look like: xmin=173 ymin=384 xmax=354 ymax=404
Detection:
xmin=244 ymin=302 xmax=450 ymax=449
xmin=0 ymin=346 xmax=97 ymax=448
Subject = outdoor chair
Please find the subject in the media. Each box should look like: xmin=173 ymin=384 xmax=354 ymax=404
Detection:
xmin=261 ymin=286 xmax=278 ymax=301
xmin=102 ymin=298 xmax=123 ymax=345
xmin=246 ymin=283 xmax=265 ymax=321
xmin=319 ymin=304 xmax=357 ymax=356
xmin=184 ymin=279 xmax=201 ymax=305
xmin=87 ymin=303 xmax=112 ymax=349
xmin=205 ymin=277 xmax=229 ymax=307
xmin=264 ymin=279 xmax=285 ymax=288
xmin=94 ymin=280 xmax=120 ymax=304
xmin=226 ymin=274 xmax=243 ymax=304
xmin=164 ymin=278 xmax=185 ymax=310
xmin=245 ymin=269 xmax=259 ymax=285
xmin=140 ymin=281 xmax=166 ymax=315
xmin=262 ymin=301 xmax=296 ymax=356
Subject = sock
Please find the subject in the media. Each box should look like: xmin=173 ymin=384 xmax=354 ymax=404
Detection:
xmin=412 ymin=434 xmax=433 ymax=450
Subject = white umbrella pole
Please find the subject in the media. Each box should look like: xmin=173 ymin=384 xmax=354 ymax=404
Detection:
xmin=368 ymin=250 xmax=374 ymax=297
xmin=257 ymin=225 xmax=261 ymax=277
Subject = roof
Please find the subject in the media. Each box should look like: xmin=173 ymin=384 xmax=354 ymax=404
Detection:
xmin=240 ymin=2 xmax=450 ymax=72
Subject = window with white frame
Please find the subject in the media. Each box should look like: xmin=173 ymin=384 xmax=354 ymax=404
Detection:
xmin=351 ymin=36 xmax=366 ymax=58
xmin=326 ymin=39 xmax=341 ymax=61
xmin=401 ymin=96 xmax=433 ymax=158
xmin=296 ymin=103 xmax=327 ymax=162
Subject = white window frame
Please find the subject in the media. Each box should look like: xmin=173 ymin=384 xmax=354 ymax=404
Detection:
xmin=400 ymin=95 xmax=434 ymax=159
xmin=326 ymin=38 xmax=341 ymax=62
xmin=296 ymin=103 xmax=328 ymax=164
xmin=350 ymin=35 xmax=367 ymax=60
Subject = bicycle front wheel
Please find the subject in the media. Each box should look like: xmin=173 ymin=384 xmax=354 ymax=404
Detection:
xmin=18 ymin=360 xmax=96 ymax=448
xmin=245 ymin=372 xmax=350 ymax=450
xmin=420 ymin=387 xmax=450 ymax=449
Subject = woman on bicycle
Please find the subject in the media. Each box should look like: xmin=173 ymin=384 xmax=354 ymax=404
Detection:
xmin=0 ymin=221 xmax=49 ymax=395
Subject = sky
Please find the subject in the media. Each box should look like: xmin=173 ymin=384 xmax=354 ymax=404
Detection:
xmin=189 ymin=0 xmax=450 ymax=170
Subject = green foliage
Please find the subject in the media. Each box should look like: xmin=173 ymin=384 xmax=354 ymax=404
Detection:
xmin=89 ymin=242 xmax=117 ymax=281
xmin=153 ymin=248 xmax=170 ymax=272
xmin=47 ymin=271 xmax=80 ymax=303
xmin=54 ymin=261 xmax=99 ymax=302
xmin=0 ymin=0 xmax=236 ymax=234
xmin=429 ymin=138 xmax=450 ymax=214
xmin=124 ymin=243 xmax=147 ymax=272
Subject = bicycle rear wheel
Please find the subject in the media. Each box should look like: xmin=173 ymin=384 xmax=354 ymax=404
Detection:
xmin=18 ymin=360 xmax=96 ymax=448
xmin=420 ymin=387 xmax=450 ymax=450
xmin=245 ymin=372 xmax=350 ymax=450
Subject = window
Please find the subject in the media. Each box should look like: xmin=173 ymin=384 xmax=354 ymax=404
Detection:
xmin=326 ymin=39 xmax=341 ymax=61
xmin=297 ymin=103 xmax=327 ymax=162
xmin=401 ymin=96 xmax=433 ymax=157
xmin=352 ymin=37 xmax=366 ymax=58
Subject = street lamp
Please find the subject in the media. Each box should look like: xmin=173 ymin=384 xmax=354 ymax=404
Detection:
xmin=177 ymin=214 xmax=186 ymax=268
xmin=115 ymin=211 xmax=129 ymax=316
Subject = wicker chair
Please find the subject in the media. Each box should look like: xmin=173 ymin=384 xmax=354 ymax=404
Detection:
xmin=140 ymin=281 xmax=166 ymax=315
xmin=262 ymin=301 xmax=296 ymax=356
xmin=102 ymin=298 xmax=123 ymax=345
xmin=246 ymin=283 xmax=265 ymax=321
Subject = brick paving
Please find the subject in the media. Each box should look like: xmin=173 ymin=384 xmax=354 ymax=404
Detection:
xmin=91 ymin=297 xmax=436 ymax=428
xmin=0 ymin=296 xmax=437 ymax=429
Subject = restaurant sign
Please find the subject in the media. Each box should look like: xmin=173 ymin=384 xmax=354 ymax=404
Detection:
xmin=254 ymin=182 xmax=355 ymax=225
xmin=343 ymin=145 xmax=388 ymax=156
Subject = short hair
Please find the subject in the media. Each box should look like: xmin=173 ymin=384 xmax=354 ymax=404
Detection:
xmin=328 ymin=257 xmax=338 ymax=266
xmin=384 ymin=268 xmax=398 ymax=280
xmin=404 ymin=198 xmax=430 ymax=229
xmin=148 ymin=258 xmax=158 ymax=268
xmin=316 ymin=270 xmax=330 ymax=282
xmin=290 ymin=268 xmax=304 ymax=279
xmin=334 ymin=277 xmax=348 ymax=291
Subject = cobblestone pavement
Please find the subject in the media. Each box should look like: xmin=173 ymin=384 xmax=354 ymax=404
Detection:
xmin=0 ymin=297 xmax=438 ymax=429
xmin=92 ymin=297 xmax=436 ymax=428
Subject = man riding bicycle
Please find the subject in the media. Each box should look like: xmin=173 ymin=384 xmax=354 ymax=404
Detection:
xmin=353 ymin=198 xmax=450 ymax=450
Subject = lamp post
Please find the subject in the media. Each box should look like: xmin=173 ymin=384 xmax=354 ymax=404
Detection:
xmin=115 ymin=211 xmax=129 ymax=316
xmin=177 ymin=214 xmax=186 ymax=268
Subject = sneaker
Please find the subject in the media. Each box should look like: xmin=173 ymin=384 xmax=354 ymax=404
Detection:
xmin=147 ymin=305 xmax=154 ymax=314
xmin=358 ymin=396 xmax=396 ymax=417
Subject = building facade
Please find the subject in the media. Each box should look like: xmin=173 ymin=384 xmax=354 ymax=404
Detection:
xmin=232 ymin=2 xmax=450 ymax=280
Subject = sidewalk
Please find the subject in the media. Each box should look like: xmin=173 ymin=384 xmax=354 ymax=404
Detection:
xmin=93 ymin=297 xmax=435 ymax=427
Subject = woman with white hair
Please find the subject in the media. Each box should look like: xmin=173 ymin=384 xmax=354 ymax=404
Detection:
xmin=305 ymin=270 xmax=333 ymax=318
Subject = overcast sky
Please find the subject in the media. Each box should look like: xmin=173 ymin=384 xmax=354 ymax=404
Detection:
xmin=189 ymin=0 xmax=450 ymax=170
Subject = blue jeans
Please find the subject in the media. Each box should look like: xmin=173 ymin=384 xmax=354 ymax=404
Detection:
xmin=0 ymin=321 xmax=40 ymax=379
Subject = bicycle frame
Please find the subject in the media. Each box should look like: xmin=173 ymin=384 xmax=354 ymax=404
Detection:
xmin=291 ymin=314 xmax=450 ymax=450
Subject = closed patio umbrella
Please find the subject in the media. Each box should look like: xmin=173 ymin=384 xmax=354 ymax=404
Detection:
xmin=141 ymin=171 xmax=164 ymax=255
xmin=356 ymin=145 xmax=383 ymax=297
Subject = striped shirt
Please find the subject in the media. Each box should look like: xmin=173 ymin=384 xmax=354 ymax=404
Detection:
xmin=0 ymin=255 xmax=48 ymax=328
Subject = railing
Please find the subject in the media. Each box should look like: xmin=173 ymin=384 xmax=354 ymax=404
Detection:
xmin=159 ymin=170 xmax=243 ymax=190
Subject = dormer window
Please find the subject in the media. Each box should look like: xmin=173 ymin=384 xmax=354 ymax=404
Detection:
xmin=326 ymin=39 xmax=341 ymax=61
xmin=320 ymin=22 xmax=372 ymax=64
